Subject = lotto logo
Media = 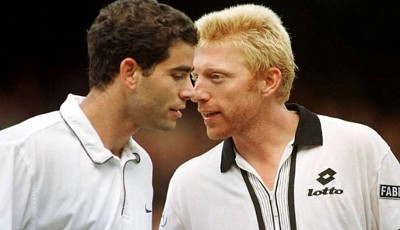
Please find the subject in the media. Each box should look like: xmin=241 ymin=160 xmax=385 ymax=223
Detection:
xmin=317 ymin=168 xmax=336 ymax=186
xmin=308 ymin=187 xmax=343 ymax=196
xmin=308 ymin=168 xmax=344 ymax=197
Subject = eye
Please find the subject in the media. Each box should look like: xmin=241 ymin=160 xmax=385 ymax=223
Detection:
xmin=211 ymin=74 xmax=221 ymax=80
xmin=172 ymin=73 xmax=190 ymax=80
xmin=210 ymin=73 xmax=225 ymax=83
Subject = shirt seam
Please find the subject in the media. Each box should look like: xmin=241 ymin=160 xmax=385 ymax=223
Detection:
xmin=16 ymin=143 xmax=37 ymax=228
xmin=371 ymin=148 xmax=392 ymax=196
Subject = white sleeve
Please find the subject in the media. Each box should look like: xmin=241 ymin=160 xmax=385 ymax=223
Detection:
xmin=0 ymin=142 xmax=35 ymax=229
xmin=375 ymin=149 xmax=400 ymax=229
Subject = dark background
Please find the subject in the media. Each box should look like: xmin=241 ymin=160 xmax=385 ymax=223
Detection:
xmin=1 ymin=0 xmax=399 ymax=228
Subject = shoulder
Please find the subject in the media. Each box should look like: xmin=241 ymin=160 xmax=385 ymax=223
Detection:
xmin=319 ymin=115 xmax=383 ymax=139
xmin=168 ymin=142 xmax=224 ymax=187
xmin=318 ymin=114 xmax=390 ymax=153
xmin=0 ymin=111 xmax=62 ymax=177
xmin=0 ymin=111 xmax=62 ymax=145
xmin=165 ymin=141 xmax=225 ymax=208
xmin=176 ymin=142 xmax=223 ymax=173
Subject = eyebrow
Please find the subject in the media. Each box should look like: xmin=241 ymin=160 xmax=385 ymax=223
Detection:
xmin=170 ymin=65 xmax=194 ymax=73
xmin=193 ymin=67 xmax=231 ymax=76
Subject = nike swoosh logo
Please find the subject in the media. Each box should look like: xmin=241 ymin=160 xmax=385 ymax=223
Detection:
xmin=145 ymin=204 xmax=152 ymax=213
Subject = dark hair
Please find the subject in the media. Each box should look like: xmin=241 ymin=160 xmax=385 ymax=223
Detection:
xmin=87 ymin=0 xmax=198 ymax=89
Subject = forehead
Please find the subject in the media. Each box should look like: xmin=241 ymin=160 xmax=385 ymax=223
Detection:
xmin=156 ymin=42 xmax=195 ymax=71
xmin=193 ymin=41 xmax=247 ymax=73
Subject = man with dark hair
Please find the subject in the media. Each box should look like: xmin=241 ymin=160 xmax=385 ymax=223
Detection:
xmin=0 ymin=0 xmax=197 ymax=229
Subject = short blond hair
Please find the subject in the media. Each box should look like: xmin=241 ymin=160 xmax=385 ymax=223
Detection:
xmin=195 ymin=4 xmax=297 ymax=102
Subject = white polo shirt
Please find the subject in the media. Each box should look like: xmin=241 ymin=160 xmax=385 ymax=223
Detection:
xmin=160 ymin=104 xmax=400 ymax=230
xmin=0 ymin=94 xmax=153 ymax=230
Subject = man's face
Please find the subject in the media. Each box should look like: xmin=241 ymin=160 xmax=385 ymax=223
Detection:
xmin=133 ymin=42 xmax=195 ymax=131
xmin=191 ymin=41 xmax=263 ymax=140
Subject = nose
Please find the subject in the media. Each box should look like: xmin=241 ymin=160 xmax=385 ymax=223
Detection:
xmin=179 ymin=77 xmax=195 ymax=101
xmin=190 ymin=80 xmax=210 ymax=103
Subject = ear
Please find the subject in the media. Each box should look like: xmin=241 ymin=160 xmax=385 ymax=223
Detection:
xmin=120 ymin=57 xmax=140 ymax=89
xmin=259 ymin=67 xmax=282 ymax=96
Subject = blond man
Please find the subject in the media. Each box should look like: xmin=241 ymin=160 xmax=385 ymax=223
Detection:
xmin=160 ymin=4 xmax=400 ymax=230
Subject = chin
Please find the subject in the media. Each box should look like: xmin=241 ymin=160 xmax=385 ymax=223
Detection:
xmin=206 ymin=130 xmax=228 ymax=140
xmin=158 ymin=121 xmax=177 ymax=131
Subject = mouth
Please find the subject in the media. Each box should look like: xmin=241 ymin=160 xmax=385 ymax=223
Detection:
xmin=170 ymin=106 xmax=185 ymax=112
xmin=202 ymin=112 xmax=220 ymax=117
xmin=169 ymin=107 xmax=185 ymax=118
xmin=199 ymin=110 xmax=221 ymax=119
xmin=199 ymin=110 xmax=220 ymax=126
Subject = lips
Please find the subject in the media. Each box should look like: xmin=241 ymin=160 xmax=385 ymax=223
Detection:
xmin=170 ymin=105 xmax=186 ymax=112
xmin=199 ymin=110 xmax=220 ymax=126
xmin=199 ymin=109 xmax=221 ymax=120
xmin=169 ymin=106 xmax=185 ymax=119
xmin=202 ymin=112 xmax=220 ymax=117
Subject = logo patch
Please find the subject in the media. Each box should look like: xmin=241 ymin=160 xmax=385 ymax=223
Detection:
xmin=317 ymin=168 xmax=336 ymax=185
xmin=308 ymin=168 xmax=344 ymax=197
xmin=380 ymin=184 xmax=400 ymax=199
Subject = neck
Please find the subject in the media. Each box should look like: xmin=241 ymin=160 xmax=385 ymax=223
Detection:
xmin=80 ymin=88 xmax=138 ymax=157
xmin=233 ymin=104 xmax=298 ymax=163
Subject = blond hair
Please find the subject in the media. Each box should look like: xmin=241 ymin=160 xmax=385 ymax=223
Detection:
xmin=195 ymin=4 xmax=297 ymax=102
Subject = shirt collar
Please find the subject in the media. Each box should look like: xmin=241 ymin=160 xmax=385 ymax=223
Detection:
xmin=59 ymin=94 xmax=114 ymax=164
xmin=220 ymin=103 xmax=323 ymax=172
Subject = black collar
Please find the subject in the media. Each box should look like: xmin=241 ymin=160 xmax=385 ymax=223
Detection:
xmin=220 ymin=103 xmax=323 ymax=172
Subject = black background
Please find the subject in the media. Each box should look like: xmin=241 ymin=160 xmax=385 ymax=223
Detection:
xmin=2 ymin=0 xmax=399 ymax=113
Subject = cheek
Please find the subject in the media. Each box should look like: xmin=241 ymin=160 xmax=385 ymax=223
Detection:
xmin=230 ymin=92 xmax=260 ymax=118
xmin=156 ymin=79 xmax=180 ymax=97
xmin=146 ymin=79 xmax=175 ymax=101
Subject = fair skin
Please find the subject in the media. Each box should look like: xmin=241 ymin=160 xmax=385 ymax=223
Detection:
xmin=80 ymin=41 xmax=195 ymax=157
xmin=191 ymin=41 xmax=299 ymax=191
